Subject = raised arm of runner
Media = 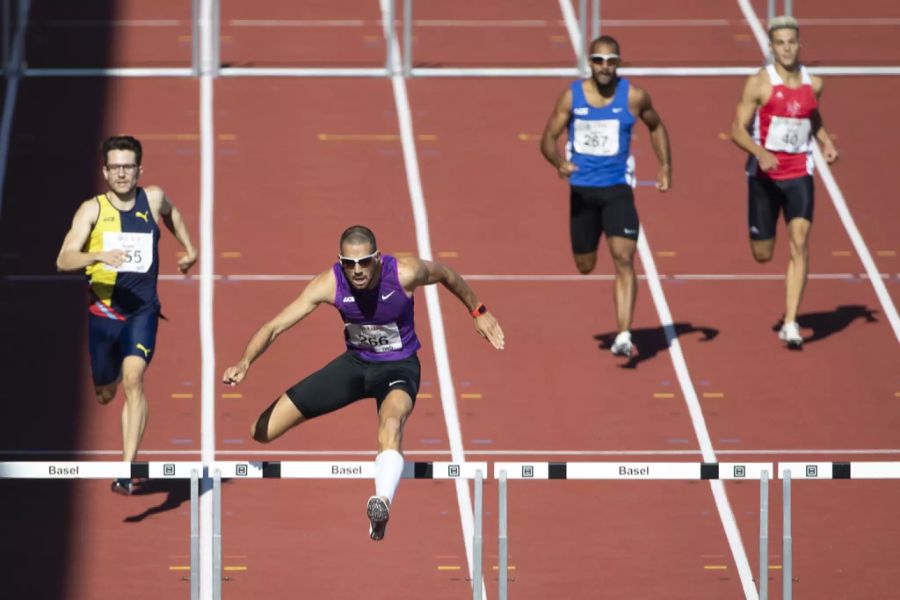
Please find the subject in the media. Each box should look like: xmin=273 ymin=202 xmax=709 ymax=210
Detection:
xmin=223 ymin=269 xmax=337 ymax=384
xmin=398 ymin=256 xmax=505 ymax=350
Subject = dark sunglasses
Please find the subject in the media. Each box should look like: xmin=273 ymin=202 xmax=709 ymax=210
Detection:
xmin=590 ymin=53 xmax=621 ymax=66
xmin=339 ymin=251 xmax=378 ymax=269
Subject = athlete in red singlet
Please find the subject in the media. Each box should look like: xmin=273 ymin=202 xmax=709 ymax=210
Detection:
xmin=731 ymin=16 xmax=839 ymax=349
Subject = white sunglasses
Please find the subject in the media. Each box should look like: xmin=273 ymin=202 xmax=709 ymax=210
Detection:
xmin=338 ymin=251 xmax=379 ymax=269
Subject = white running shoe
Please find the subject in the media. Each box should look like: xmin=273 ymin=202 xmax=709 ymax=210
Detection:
xmin=366 ymin=496 xmax=390 ymax=542
xmin=778 ymin=321 xmax=803 ymax=349
xmin=610 ymin=331 xmax=635 ymax=357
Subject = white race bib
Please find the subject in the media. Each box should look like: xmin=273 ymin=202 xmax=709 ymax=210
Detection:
xmin=764 ymin=116 xmax=811 ymax=154
xmin=346 ymin=322 xmax=402 ymax=353
xmin=573 ymin=119 xmax=620 ymax=157
xmin=102 ymin=232 xmax=154 ymax=273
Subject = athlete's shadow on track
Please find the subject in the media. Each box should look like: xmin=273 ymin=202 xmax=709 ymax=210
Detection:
xmin=771 ymin=304 xmax=878 ymax=345
xmin=594 ymin=323 xmax=719 ymax=369
xmin=124 ymin=480 xmax=193 ymax=523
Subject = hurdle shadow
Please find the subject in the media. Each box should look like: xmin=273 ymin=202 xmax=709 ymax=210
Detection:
xmin=124 ymin=480 xmax=192 ymax=523
xmin=771 ymin=304 xmax=879 ymax=345
xmin=594 ymin=323 xmax=719 ymax=369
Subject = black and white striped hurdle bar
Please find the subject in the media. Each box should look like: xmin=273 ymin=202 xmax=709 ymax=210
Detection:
xmin=492 ymin=462 xmax=775 ymax=600
xmin=493 ymin=461 xmax=772 ymax=480
xmin=209 ymin=461 xmax=489 ymax=600
xmin=0 ymin=461 xmax=201 ymax=600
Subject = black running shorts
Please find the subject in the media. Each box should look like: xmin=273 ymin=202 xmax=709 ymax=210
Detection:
xmin=747 ymin=175 xmax=814 ymax=240
xmin=570 ymin=184 xmax=640 ymax=254
xmin=285 ymin=352 xmax=421 ymax=419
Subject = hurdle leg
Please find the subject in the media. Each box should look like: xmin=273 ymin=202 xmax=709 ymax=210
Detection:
xmin=473 ymin=469 xmax=483 ymax=600
xmin=190 ymin=469 xmax=199 ymax=600
xmin=782 ymin=469 xmax=792 ymax=600
xmin=499 ymin=469 xmax=508 ymax=600
xmin=213 ymin=468 xmax=222 ymax=600
xmin=758 ymin=470 xmax=768 ymax=600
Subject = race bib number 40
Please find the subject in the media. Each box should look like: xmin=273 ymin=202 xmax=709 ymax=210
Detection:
xmin=102 ymin=232 xmax=154 ymax=273
xmin=764 ymin=116 xmax=811 ymax=154
xmin=346 ymin=323 xmax=402 ymax=353
xmin=573 ymin=119 xmax=620 ymax=157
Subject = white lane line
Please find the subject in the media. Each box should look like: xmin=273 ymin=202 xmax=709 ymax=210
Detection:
xmin=198 ymin=1 xmax=217 ymax=598
xmin=0 ymin=0 xmax=31 ymax=223
xmin=560 ymin=2 xmax=757 ymax=596
xmin=637 ymin=234 xmax=759 ymax=599
xmin=735 ymin=0 xmax=900 ymax=345
xmin=377 ymin=1 xmax=485 ymax=597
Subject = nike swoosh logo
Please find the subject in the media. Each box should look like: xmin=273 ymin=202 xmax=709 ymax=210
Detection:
xmin=624 ymin=228 xmax=637 ymax=234
xmin=381 ymin=291 xmax=396 ymax=301
xmin=612 ymin=107 xmax=623 ymax=113
xmin=388 ymin=380 xmax=405 ymax=386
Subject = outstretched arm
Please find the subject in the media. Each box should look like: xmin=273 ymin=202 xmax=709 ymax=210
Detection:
xmin=401 ymin=257 xmax=505 ymax=349
xmin=223 ymin=269 xmax=337 ymax=384
xmin=540 ymin=88 xmax=578 ymax=179
xmin=56 ymin=199 xmax=125 ymax=271
xmin=149 ymin=186 xmax=198 ymax=274
xmin=634 ymin=86 xmax=672 ymax=191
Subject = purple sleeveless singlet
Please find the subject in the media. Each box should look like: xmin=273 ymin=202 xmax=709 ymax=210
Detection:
xmin=332 ymin=254 xmax=421 ymax=361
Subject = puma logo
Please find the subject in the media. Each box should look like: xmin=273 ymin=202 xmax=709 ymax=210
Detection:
xmin=135 ymin=211 xmax=149 ymax=223
xmin=136 ymin=343 xmax=152 ymax=358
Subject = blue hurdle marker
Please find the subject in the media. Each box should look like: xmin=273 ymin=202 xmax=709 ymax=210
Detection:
xmin=210 ymin=461 xmax=488 ymax=600
xmin=777 ymin=461 xmax=900 ymax=600
xmin=0 ymin=461 xmax=202 ymax=600
xmin=493 ymin=462 xmax=774 ymax=600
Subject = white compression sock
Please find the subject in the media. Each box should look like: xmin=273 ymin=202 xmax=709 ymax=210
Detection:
xmin=374 ymin=449 xmax=404 ymax=504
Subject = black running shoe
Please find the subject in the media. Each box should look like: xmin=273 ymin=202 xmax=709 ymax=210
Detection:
xmin=111 ymin=478 xmax=134 ymax=495
xmin=366 ymin=496 xmax=390 ymax=541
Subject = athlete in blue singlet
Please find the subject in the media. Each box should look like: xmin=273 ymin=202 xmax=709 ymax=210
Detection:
xmin=56 ymin=136 xmax=198 ymax=494
xmin=222 ymin=225 xmax=504 ymax=541
xmin=541 ymin=35 xmax=672 ymax=359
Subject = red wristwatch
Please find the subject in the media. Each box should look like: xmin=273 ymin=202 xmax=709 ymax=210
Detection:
xmin=470 ymin=303 xmax=487 ymax=318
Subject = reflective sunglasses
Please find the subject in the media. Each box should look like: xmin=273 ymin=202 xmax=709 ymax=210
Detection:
xmin=590 ymin=53 xmax=621 ymax=66
xmin=339 ymin=251 xmax=378 ymax=269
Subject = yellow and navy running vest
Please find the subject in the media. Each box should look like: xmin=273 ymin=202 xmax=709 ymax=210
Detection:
xmin=83 ymin=188 xmax=160 ymax=320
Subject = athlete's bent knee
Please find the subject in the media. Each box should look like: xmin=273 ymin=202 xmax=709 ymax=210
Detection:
xmin=574 ymin=255 xmax=596 ymax=274
xmin=95 ymin=386 xmax=116 ymax=405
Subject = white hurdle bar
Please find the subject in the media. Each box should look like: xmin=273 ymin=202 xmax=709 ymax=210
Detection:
xmin=0 ymin=461 xmax=202 ymax=600
xmin=493 ymin=462 xmax=774 ymax=600
xmin=777 ymin=462 xmax=900 ymax=600
xmin=211 ymin=461 xmax=487 ymax=600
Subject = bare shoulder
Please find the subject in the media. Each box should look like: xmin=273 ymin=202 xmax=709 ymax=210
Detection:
xmin=554 ymin=86 xmax=573 ymax=111
xmin=396 ymin=255 xmax=427 ymax=288
xmin=75 ymin=197 xmax=101 ymax=223
xmin=740 ymin=68 xmax=769 ymax=102
xmin=810 ymin=73 xmax=825 ymax=95
xmin=143 ymin=184 xmax=166 ymax=209
xmin=628 ymin=83 xmax=651 ymax=109
xmin=307 ymin=268 xmax=337 ymax=304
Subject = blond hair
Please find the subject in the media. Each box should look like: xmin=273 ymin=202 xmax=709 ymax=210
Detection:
xmin=768 ymin=15 xmax=799 ymax=39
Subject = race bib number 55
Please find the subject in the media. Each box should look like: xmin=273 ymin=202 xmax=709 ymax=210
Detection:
xmin=102 ymin=232 xmax=154 ymax=273
xmin=346 ymin=323 xmax=402 ymax=353
xmin=573 ymin=119 xmax=620 ymax=157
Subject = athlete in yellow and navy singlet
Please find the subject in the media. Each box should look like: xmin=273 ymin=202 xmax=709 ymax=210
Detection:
xmin=85 ymin=188 xmax=161 ymax=385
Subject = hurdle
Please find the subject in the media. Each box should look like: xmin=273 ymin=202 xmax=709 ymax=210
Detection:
xmin=778 ymin=461 xmax=900 ymax=600
xmin=0 ymin=461 xmax=202 ymax=600
xmin=211 ymin=460 xmax=488 ymax=600
xmin=493 ymin=461 xmax=774 ymax=600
